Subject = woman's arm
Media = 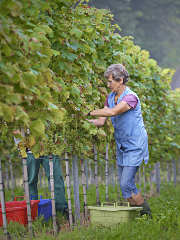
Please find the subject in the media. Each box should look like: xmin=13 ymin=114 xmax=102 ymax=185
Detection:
xmin=87 ymin=117 xmax=107 ymax=127
xmin=90 ymin=101 xmax=131 ymax=117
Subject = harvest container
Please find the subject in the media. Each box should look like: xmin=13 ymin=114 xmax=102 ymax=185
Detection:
xmin=0 ymin=206 xmax=27 ymax=226
xmin=12 ymin=199 xmax=40 ymax=220
xmin=88 ymin=202 xmax=142 ymax=226
xmin=0 ymin=200 xmax=40 ymax=226
xmin=31 ymin=195 xmax=52 ymax=221
xmin=38 ymin=199 xmax=52 ymax=221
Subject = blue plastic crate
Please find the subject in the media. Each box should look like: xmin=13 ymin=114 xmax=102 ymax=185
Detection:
xmin=31 ymin=195 xmax=52 ymax=221
xmin=38 ymin=199 xmax=52 ymax=221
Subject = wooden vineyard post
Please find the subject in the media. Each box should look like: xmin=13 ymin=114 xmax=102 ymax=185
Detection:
xmin=38 ymin=167 xmax=42 ymax=188
xmin=42 ymin=168 xmax=46 ymax=188
xmin=16 ymin=128 xmax=32 ymax=237
xmin=155 ymin=162 xmax=161 ymax=193
xmin=105 ymin=143 xmax=109 ymax=201
xmin=116 ymin=161 xmax=121 ymax=201
xmin=49 ymin=154 xmax=58 ymax=234
xmin=5 ymin=161 xmax=10 ymax=190
xmin=110 ymin=165 xmax=115 ymax=189
xmin=93 ymin=144 xmax=100 ymax=205
xmin=138 ymin=167 xmax=141 ymax=190
xmin=0 ymin=158 xmax=10 ymax=240
xmin=143 ymin=165 xmax=146 ymax=194
xmin=22 ymin=156 xmax=33 ymax=239
xmin=149 ymin=166 xmax=153 ymax=195
xmin=172 ymin=159 xmax=176 ymax=187
xmin=8 ymin=156 xmax=15 ymax=200
xmin=162 ymin=163 xmax=166 ymax=183
xmin=167 ymin=161 xmax=171 ymax=183
xmin=80 ymin=158 xmax=88 ymax=221
xmin=85 ymin=159 xmax=89 ymax=189
xmin=72 ymin=155 xmax=80 ymax=223
xmin=65 ymin=152 xmax=73 ymax=227
xmin=89 ymin=161 xmax=94 ymax=185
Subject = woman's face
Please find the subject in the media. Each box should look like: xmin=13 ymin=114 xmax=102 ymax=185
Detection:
xmin=107 ymin=74 xmax=123 ymax=92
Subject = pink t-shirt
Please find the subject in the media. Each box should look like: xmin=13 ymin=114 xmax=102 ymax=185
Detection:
xmin=104 ymin=94 xmax=138 ymax=109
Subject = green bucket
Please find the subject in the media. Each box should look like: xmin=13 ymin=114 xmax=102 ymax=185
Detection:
xmin=88 ymin=202 xmax=142 ymax=226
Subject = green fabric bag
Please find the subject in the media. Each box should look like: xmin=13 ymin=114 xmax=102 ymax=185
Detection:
xmin=27 ymin=153 xmax=68 ymax=212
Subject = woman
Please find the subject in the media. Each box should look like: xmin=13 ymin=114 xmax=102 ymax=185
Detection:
xmin=88 ymin=64 xmax=151 ymax=216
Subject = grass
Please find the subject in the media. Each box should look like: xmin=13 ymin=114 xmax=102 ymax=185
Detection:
xmin=0 ymin=183 xmax=180 ymax=240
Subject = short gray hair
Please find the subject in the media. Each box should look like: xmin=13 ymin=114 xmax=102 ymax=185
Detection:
xmin=104 ymin=64 xmax=129 ymax=84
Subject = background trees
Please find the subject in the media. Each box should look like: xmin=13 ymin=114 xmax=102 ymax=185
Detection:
xmin=89 ymin=0 xmax=180 ymax=70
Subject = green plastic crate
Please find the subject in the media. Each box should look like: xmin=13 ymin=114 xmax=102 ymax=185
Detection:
xmin=88 ymin=202 xmax=142 ymax=226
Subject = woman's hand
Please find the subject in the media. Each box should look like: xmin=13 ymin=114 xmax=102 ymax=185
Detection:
xmin=87 ymin=119 xmax=95 ymax=123
xmin=13 ymin=129 xmax=21 ymax=135
xmin=86 ymin=117 xmax=107 ymax=127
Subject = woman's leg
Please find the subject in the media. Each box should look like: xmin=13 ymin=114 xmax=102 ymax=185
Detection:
xmin=119 ymin=166 xmax=139 ymax=201
xmin=117 ymin=165 xmax=151 ymax=216
xmin=121 ymin=166 xmax=151 ymax=216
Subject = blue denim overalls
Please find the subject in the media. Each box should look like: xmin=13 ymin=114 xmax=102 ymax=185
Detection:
xmin=108 ymin=87 xmax=149 ymax=166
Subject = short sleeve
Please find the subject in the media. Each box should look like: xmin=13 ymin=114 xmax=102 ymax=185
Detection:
xmin=122 ymin=94 xmax=138 ymax=109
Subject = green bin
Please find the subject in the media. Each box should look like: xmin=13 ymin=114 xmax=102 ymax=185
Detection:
xmin=88 ymin=202 xmax=142 ymax=226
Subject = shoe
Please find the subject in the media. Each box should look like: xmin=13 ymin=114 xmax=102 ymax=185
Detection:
xmin=140 ymin=200 xmax=152 ymax=218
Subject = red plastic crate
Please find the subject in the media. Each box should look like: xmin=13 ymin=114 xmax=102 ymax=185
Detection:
xmin=14 ymin=196 xmax=40 ymax=220
xmin=10 ymin=200 xmax=40 ymax=220
xmin=0 ymin=206 xmax=27 ymax=226
xmin=0 ymin=200 xmax=40 ymax=226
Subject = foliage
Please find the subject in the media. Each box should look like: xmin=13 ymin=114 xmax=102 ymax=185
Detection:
xmin=89 ymin=0 xmax=180 ymax=68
